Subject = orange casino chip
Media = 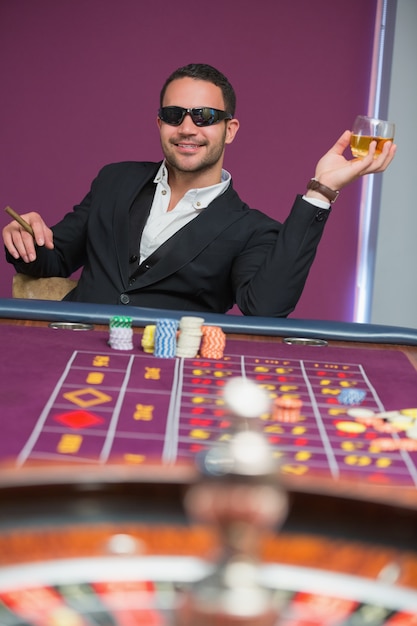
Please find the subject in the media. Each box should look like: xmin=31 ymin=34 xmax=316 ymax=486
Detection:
xmin=200 ymin=326 xmax=226 ymax=359
xmin=272 ymin=395 xmax=303 ymax=422
xmin=371 ymin=437 xmax=417 ymax=452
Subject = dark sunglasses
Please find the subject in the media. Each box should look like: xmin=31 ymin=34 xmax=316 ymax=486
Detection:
xmin=158 ymin=106 xmax=232 ymax=127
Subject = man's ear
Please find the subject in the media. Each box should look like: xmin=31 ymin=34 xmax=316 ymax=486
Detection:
xmin=225 ymin=118 xmax=240 ymax=145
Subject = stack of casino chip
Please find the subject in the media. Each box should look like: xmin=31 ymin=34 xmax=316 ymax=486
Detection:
xmin=272 ymin=395 xmax=303 ymax=422
xmin=176 ymin=316 xmax=205 ymax=358
xmin=200 ymin=325 xmax=226 ymax=359
xmin=108 ymin=315 xmax=133 ymax=350
xmin=141 ymin=324 xmax=156 ymax=353
xmin=154 ymin=318 xmax=179 ymax=358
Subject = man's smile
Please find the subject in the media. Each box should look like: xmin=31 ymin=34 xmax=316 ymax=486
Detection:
xmin=174 ymin=141 xmax=204 ymax=152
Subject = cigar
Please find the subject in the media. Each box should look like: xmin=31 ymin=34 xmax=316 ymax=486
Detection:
xmin=4 ymin=206 xmax=35 ymax=238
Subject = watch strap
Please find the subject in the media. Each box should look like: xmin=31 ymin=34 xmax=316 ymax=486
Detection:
xmin=307 ymin=178 xmax=339 ymax=203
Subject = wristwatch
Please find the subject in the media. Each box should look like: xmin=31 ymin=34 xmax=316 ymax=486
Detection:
xmin=307 ymin=178 xmax=340 ymax=204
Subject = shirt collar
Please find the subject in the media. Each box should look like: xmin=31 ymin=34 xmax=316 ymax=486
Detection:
xmin=154 ymin=161 xmax=231 ymax=210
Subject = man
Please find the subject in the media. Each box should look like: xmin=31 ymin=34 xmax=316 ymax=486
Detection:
xmin=3 ymin=63 xmax=395 ymax=316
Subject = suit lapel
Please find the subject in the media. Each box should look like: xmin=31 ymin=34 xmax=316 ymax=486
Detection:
xmin=112 ymin=163 xmax=160 ymax=286
xmin=131 ymin=185 xmax=244 ymax=289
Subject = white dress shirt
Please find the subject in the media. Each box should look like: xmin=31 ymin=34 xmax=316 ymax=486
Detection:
xmin=140 ymin=162 xmax=230 ymax=263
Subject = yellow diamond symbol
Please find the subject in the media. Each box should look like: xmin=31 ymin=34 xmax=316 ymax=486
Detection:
xmin=63 ymin=387 xmax=112 ymax=407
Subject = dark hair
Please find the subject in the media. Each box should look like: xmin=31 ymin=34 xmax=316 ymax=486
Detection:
xmin=160 ymin=63 xmax=236 ymax=116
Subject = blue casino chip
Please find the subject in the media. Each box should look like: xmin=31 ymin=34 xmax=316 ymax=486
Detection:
xmin=338 ymin=388 xmax=367 ymax=406
xmin=154 ymin=318 xmax=178 ymax=358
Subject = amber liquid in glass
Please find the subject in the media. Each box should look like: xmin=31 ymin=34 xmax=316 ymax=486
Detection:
xmin=350 ymin=134 xmax=393 ymax=158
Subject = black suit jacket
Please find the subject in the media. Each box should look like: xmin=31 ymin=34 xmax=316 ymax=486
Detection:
xmin=8 ymin=161 xmax=331 ymax=316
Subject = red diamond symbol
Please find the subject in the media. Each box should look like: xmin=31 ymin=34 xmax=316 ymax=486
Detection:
xmin=54 ymin=410 xmax=105 ymax=429
xmin=368 ymin=473 xmax=391 ymax=484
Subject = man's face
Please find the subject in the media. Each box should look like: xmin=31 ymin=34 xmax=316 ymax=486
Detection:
xmin=157 ymin=77 xmax=239 ymax=181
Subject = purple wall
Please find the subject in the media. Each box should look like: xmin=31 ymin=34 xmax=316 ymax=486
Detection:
xmin=0 ymin=0 xmax=378 ymax=320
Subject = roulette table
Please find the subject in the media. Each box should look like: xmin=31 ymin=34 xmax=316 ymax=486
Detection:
xmin=1 ymin=298 xmax=417 ymax=625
